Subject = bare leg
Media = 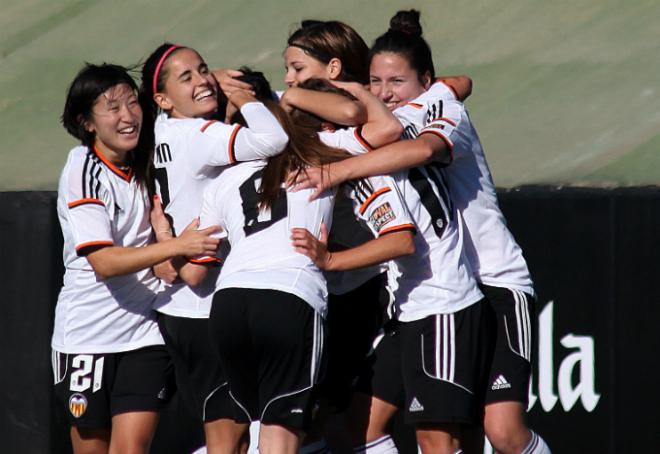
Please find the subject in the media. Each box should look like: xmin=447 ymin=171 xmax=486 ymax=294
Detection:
xmin=348 ymin=393 xmax=399 ymax=446
xmin=71 ymin=426 xmax=110 ymax=454
xmin=108 ymin=411 xmax=159 ymax=454
xmin=483 ymin=401 xmax=531 ymax=454
xmin=205 ymin=418 xmax=250 ymax=454
xmin=416 ymin=424 xmax=461 ymax=454
xmin=258 ymin=423 xmax=301 ymax=454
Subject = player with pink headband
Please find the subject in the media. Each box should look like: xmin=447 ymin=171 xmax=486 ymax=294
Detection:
xmin=139 ymin=43 xmax=289 ymax=454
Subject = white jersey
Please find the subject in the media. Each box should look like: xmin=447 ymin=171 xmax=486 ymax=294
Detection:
xmin=318 ymin=127 xmax=392 ymax=294
xmin=198 ymin=161 xmax=333 ymax=317
xmin=152 ymin=102 xmax=288 ymax=318
xmin=395 ymin=81 xmax=534 ymax=295
xmin=321 ymin=127 xmax=481 ymax=319
xmin=52 ymin=145 xmax=164 ymax=354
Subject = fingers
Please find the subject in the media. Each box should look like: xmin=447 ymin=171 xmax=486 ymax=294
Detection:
xmin=199 ymin=225 xmax=222 ymax=235
xmin=183 ymin=217 xmax=201 ymax=231
xmin=309 ymin=186 xmax=324 ymax=201
xmin=319 ymin=223 xmax=329 ymax=244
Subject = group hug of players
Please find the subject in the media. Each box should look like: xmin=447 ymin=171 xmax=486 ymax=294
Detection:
xmin=52 ymin=9 xmax=551 ymax=454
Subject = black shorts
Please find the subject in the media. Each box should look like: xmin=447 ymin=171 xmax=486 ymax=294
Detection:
xmin=357 ymin=299 xmax=494 ymax=426
xmin=319 ymin=272 xmax=389 ymax=412
xmin=157 ymin=313 xmax=233 ymax=422
xmin=480 ymin=285 xmax=535 ymax=405
xmin=209 ymin=288 xmax=325 ymax=432
xmin=52 ymin=346 xmax=172 ymax=429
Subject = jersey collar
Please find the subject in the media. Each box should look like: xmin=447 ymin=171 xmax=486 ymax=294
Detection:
xmin=92 ymin=145 xmax=133 ymax=182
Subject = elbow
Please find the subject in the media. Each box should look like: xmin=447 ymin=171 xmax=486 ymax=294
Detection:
xmin=182 ymin=274 xmax=204 ymax=287
xmin=91 ymin=264 xmax=118 ymax=280
xmin=179 ymin=266 xmax=208 ymax=287
xmin=401 ymin=234 xmax=416 ymax=256
xmin=345 ymin=103 xmax=367 ymax=126
xmin=274 ymin=130 xmax=289 ymax=153
xmin=385 ymin=120 xmax=404 ymax=144
xmin=419 ymin=141 xmax=437 ymax=164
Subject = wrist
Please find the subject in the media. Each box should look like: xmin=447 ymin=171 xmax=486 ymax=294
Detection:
xmin=155 ymin=230 xmax=174 ymax=242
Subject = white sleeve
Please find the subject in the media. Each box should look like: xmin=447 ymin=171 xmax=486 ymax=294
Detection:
xmin=232 ymin=102 xmax=289 ymax=161
xmin=318 ymin=127 xmax=372 ymax=156
xmin=185 ymin=102 xmax=287 ymax=175
xmin=62 ymin=161 xmax=114 ymax=256
xmin=287 ymin=187 xmax=335 ymax=236
xmin=419 ymin=100 xmax=465 ymax=163
xmin=346 ymin=175 xmax=416 ymax=237
xmin=184 ymin=120 xmax=240 ymax=173
xmin=191 ymin=182 xmax=228 ymax=264
xmin=426 ymin=80 xmax=458 ymax=102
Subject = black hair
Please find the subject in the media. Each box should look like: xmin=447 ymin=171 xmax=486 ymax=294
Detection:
xmin=62 ymin=63 xmax=139 ymax=147
xmin=61 ymin=62 xmax=150 ymax=187
xmin=138 ymin=43 xmax=187 ymax=158
xmin=369 ymin=10 xmax=435 ymax=82
xmin=228 ymin=66 xmax=277 ymax=125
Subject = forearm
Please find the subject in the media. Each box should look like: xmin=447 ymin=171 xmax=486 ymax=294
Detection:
xmin=350 ymin=89 xmax=403 ymax=148
xmin=178 ymin=261 xmax=210 ymax=287
xmin=237 ymin=102 xmax=289 ymax=158
xmin=281 ymin=87 xmax=366 ymax=125
xmin=337 ymin=137 xmax=439 ymax=182
xmin=88 ymin=241 xmax=183 ymax=279
xmin=326 ymin=231 xmax=414 ymax=271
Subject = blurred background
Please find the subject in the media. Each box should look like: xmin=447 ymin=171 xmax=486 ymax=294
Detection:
xmin=1 ymin=0 xmax=658 ymax=190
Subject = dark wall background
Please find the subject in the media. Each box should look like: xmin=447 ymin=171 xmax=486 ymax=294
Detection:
xmin=1 ymin=188 xmax=659 ymax=453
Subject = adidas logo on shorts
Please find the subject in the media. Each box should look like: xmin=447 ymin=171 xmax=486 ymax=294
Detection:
xmin=491 ymin=374 xmax=512 ymax=390
xmin=409 ymin=397 xmax=424 ymax=412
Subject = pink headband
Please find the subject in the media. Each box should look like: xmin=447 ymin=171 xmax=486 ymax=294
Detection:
xmin=152 ymin=45 xmax=182 ymax=94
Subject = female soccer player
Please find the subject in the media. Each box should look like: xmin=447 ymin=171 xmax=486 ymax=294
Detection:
xmin=139 ymin=43 xmax=289 ymax=453
xmin=293 ymin=10 xmax=551 ymax=454
xmin=53 ymin=63 xmax=220 ymax=454
xmin=175 ymin=77 xmax=414 ymax=454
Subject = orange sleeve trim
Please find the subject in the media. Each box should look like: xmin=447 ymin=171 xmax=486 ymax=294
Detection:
xmin=429 ymin=117 xmax=457 ymax=127
xmin=418 ymin=130 xmax=454 ymax=161
xmin=359 ymin=187 xmax=391 ymax=214
xmin=189 ymin=257 xmax=222 ymax=265
xmin=379 ymin=223 xmax=416 ymax=236
xmin=68 ymin=198 xmax=105 ymax=208
xmin=406 ymin=102 xmax=424 ymax=109
xmin=75 ymin=240 xmax=113 ymax=253
xmin=419 ymin=130 xmax=454 ymax=150
xmin=200 ymin=120 xmax=218 ymax=133
xmin=228 ymin=124 xmax=243 ymax=164
xmin=92 ymin=145 xmax=132 ymax=182
xmin=436 ymin=79 xmax=459 ymax=100
xmin=353 ymin=126 xmax=374 ymax=151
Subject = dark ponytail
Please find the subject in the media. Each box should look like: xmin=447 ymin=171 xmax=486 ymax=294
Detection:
xmin=370 ymin=9 xmax=435 ymax=82
xmin=138 ymin=43 xmax=187 ymax=197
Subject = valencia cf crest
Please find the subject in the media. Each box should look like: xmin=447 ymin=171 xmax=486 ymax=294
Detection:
xmin=69 ymin=393 xmax=88 ymax=418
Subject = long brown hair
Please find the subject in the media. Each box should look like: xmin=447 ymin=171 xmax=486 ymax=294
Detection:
xmin=258 ymin=79 xmax=354 ymax=210
xmin=288 ymin=20 xmax=369 ymax=84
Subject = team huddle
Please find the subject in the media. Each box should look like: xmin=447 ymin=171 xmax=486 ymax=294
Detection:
xmin=51 ymin=9 xmax=551 ymax=454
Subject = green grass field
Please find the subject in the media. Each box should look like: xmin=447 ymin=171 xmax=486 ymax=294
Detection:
xmin=1 ymin=0 xmax=658 ymax=190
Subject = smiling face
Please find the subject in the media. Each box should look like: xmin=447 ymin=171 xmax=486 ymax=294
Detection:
xmin=369 ymin=52 xmax=431 ymax=111
xmin=85 ymin=83 xmax=142 ymax=156
xmin=155 ymin=48 xmax=219 ymax=119
xmin=283 ymin=46 xmax=338 ymax=87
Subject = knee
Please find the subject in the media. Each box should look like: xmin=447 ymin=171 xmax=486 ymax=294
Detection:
xmin=484 ymin=421 xmax=530 ymax=454
xmin=416 ymin=429 xmax=459 ymax=454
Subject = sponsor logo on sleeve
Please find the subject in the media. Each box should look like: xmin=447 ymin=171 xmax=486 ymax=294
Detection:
xmin=370 ymin=202 xmax=396 ymax=231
